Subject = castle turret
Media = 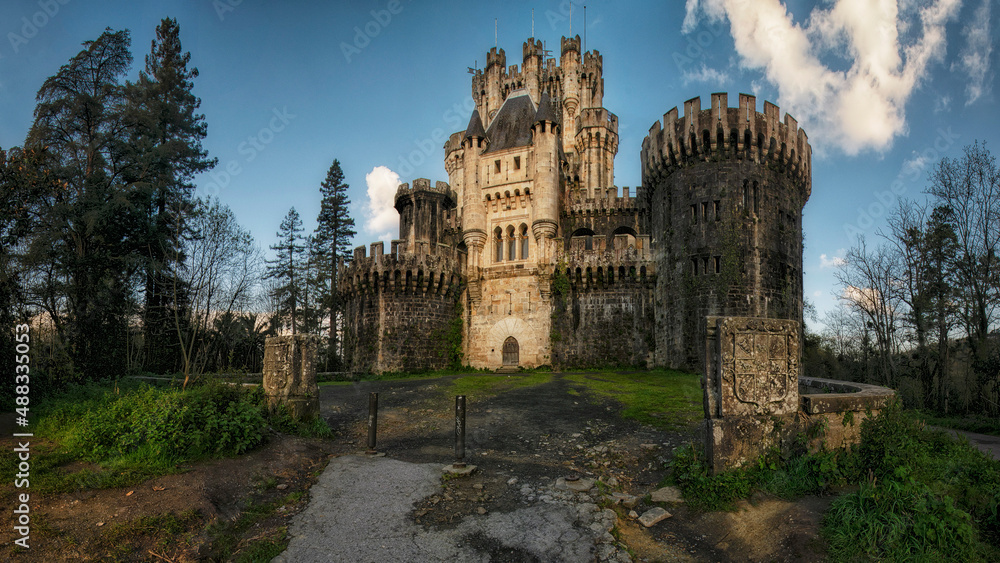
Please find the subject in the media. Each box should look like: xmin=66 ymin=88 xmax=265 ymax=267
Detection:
xmin=522 ymin=38 xmax=543 ymax=104
xmin=394 ymin=179 xmax=456 ymax=250
xmin=530 ymin=93 xmax=562 ymax=261
xmin=559 ymin=35 xmax=581 ymax=158
xmin=461 ymin=110 xmax=487 ymax=273
xmin=575 ymin=107 xmax=619 ymax=197
xmin=483 ymin=47 xmax=506 ymax=125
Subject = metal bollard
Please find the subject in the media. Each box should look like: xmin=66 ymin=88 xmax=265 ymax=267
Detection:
xmin=454 ymin=395 xmax=466 ymax=467
xmin=367 ymin=392 xmax=378 ymax=453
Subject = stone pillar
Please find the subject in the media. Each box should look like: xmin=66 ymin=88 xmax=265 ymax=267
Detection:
xmin=702 ymin=317 xmax=800 ymax=473
xmin=263 ymin=334 xmax=319 ymax=421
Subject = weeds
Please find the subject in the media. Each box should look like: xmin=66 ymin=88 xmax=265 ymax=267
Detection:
xmin=668 ymin=400 xmax=1000 ymax=561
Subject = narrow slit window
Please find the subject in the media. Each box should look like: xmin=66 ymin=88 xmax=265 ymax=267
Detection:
xmin=514 ymin=156 xmax=521 ymax=170
xmin=691 ymin=204 xmax=698 ymax=224
xmin=494 ymin=160 xmax=501 ymax=174
xmin=691 ymin=258 xmax=698 ymax=275
xmin=714 ymin=200 xmax=721 ymax=221
xmin=714 ymin=256 xmax=721 ymax=274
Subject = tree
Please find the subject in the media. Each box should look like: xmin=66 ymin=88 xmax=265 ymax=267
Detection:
xmin=834 ymin=235 xmax=905 ymax=387
xmin=884 ymin=201 xmax=958 ymax=409
xmin=312 ymin=160 xmax=356 ymax=370
xmin=23 ymin=28 xmax=136 ymax=379
xmin=126 ymin=18 xmax=216 ymax=372
xmin=927 ymin=142 xmax=1000 ymax=413
xmin=266 ymin=208 xmax=306 ymax=335
xmin=173 ymin=198 xmax=261 ymax=386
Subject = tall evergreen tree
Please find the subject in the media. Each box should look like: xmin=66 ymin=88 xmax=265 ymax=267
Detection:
xmin=127 ymin=18 xmax=216 ymax=373
xmin=312 ymin=160 xmax=356 ymax=369
xmin=266 ymin=208 xmax=306 ymax=335
xmin=24 ymin=28 xmax=135 ymax=379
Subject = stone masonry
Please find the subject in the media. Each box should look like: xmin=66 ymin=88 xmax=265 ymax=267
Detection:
xmin=263 ymin=334 xmax=319 ymax=420
xmin=341 ymin=35 xmax=811 ymax=374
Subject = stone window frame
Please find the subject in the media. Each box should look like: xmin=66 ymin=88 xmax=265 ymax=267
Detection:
xmin=494 ymin=226 xmax=504 ymax=263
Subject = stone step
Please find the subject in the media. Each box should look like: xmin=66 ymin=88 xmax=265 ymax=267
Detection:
xmin=495 ymin=366 xmax=520 ymax=374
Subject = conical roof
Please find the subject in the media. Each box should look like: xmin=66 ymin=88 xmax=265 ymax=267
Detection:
xmin=464 ymin=109 xmax=486 ymax=139
xmin=533 ymin=92 xmax=560 ymax=125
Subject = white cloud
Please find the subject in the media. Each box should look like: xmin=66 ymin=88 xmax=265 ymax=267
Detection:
xmin=820 ymin=251 xmax=847 ymax=268
xmin=813 ymin=290 xmax=823 ymax=297
xmin=684 ymin=0 xmax=961 ymax=155
xmin=681 ymin=64 xmax=730 ymax=86
xmin=364 ymin=166 xmax=400 ymax=238
xmin=900 ymin=152 xmax=931 ymax=177
xmin=953 ymin=0 xmax=993 ymax=105
xmin=933 ymin=94 xmax=951 ymax=113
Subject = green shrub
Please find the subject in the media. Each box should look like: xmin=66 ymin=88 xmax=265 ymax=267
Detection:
xmin=39 ymin=380 xmax=267 ymax=463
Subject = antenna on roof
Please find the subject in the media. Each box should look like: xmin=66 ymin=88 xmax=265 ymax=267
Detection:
xmin=495 ymin=18 xmax=498 ymax=48
xmin=569 ymin=3 xmax=572 ymax=36
xmin=584 ymin=5 xmax=587 ymax=52
xmin=531 ymin=8 xmax=534 ymax=39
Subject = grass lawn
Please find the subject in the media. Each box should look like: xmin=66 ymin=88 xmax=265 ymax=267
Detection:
xmin=563 ymin=369 xmax=703 ymax=430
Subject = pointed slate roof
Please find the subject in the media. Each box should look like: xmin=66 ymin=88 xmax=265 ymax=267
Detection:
xmin=533 ymin=92 xmax=559 ymax=125
xmin=483 ymin=90 xmax=536 ymax=154
xmin=464 ymin=109 xmax=486 ymax=140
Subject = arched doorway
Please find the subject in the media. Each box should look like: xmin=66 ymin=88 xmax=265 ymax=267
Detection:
xmin=502 ymin=336 xmax=519 ymax=366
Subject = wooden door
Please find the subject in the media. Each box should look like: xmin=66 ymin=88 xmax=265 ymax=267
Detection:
xmin=502 ymin=337 xmax=519 ymax=366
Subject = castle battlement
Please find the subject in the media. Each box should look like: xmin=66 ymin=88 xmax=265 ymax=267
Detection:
xmin=583 ymin=50 xmax=602 ymax=70
xmin=640 ymin=93 xmax=811 ymax=191
xmin=342 ymin=242 xmax=462 ymax=297
xmin=522 ymin=38 xmax=543 ymax=61
xmin=394 ymin=178 xmax=453 ymax=207
xmin=561 ymin=35 xmax=580 ymax=55
xmin=486 ymin=46 xmax=506 ymax=70
xmin=576 ymin=107 xmax=618 ymax=134
xmin=564 ymin=186 xmax=647 ymax=215
xmin=561 ymin=246 xmax=656 ymax=291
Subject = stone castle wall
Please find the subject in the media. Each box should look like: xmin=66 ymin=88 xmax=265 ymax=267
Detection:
xmin=340 ymin=242 xmax=462 ymax=373
xmin=550 ymin=279 xmax=655 ymax=368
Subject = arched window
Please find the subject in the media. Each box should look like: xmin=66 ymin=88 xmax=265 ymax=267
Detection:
xmin=507 ymin=225 xmax=516 ymax=260
xmin=494 ymin=227 xmax=503 ymax=262
xmin=520 ymin=224 xmax=529 ymax=259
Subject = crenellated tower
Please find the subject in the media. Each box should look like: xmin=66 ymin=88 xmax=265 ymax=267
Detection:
xmin=641 ymin=93 xmax=811 ymax=369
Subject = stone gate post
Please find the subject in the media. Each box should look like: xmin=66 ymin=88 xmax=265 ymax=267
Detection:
xmin=263 ymin=334 xmax=319 ymax=421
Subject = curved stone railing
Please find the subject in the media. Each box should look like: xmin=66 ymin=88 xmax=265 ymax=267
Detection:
xmin=798 ymin=376 xmax=896 ymax=415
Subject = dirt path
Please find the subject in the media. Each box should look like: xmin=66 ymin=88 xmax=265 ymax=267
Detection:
xmin=299 ymin=372 xmax=833 ymax=562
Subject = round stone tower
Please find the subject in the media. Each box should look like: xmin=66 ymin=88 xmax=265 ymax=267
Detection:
xmin=641 ymin=93 xmax=812 ymax=369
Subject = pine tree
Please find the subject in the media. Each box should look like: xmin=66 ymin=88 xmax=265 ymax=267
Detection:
xmin=127 ymin=18 xmax=216 ymax=373
xmin=266 ymin=208 xmax=306 ymax=335
xmin=312 ymin=160 xmax=356 ymax=369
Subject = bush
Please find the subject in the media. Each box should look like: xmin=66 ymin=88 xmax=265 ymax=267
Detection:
xmin=39 ymin=380 xmax=267 ymax=462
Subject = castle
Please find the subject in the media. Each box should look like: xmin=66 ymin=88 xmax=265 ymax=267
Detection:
xmin=340 ymin=36 xmax=811 ymax=373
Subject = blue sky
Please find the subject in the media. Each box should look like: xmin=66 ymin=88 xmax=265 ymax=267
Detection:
xmin=0 ymin=0 xmax=996 ymax=328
